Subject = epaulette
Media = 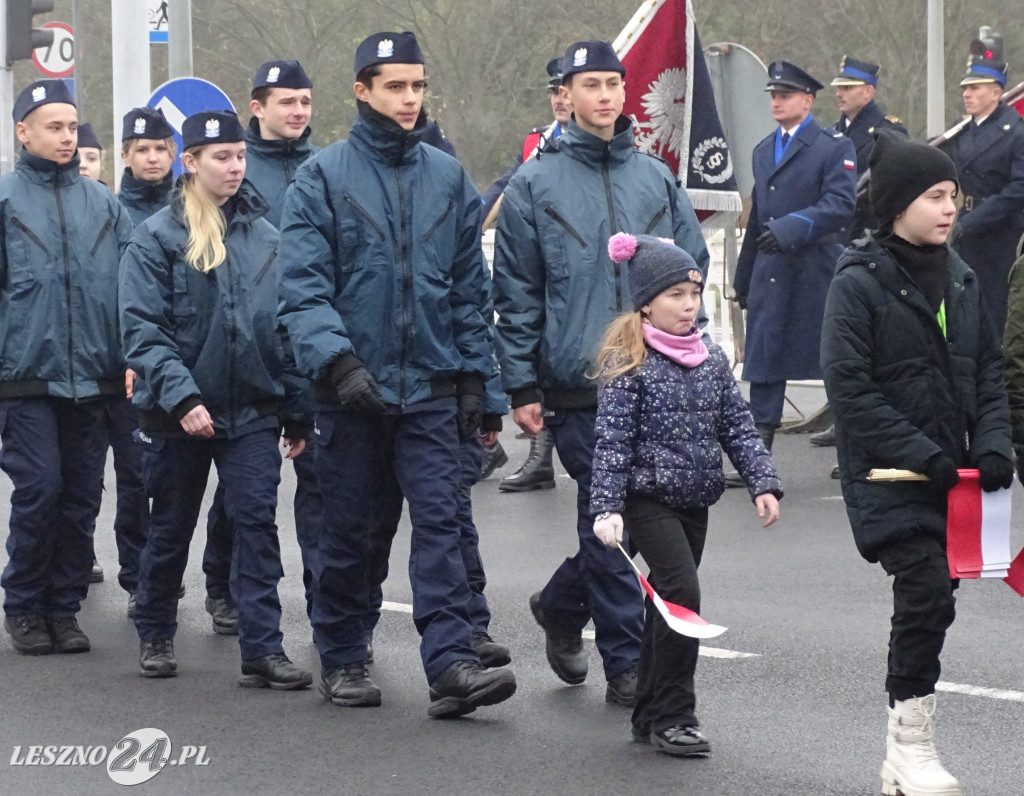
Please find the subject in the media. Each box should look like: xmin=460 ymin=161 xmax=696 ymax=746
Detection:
xmin=884 ymin=114 xmax=903 ymax=125
xmin=831 ymin=131 xmax=844 ymax=138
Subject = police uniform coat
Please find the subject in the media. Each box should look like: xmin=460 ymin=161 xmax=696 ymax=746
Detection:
xmin=942 ymin=102 xmax=1024 ymax=333
xmin=734 ymin=118 xmax=857 ymax=382
xmin=243 ymin=118 xmax=319 ymax=229
xmin=834 ymin=99 xmax=907 ymax=238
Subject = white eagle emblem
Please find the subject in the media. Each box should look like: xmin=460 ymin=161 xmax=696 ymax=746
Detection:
xmin=133 ymin=118 xmax=147 ymax=135
xmin=573 ymin=48 xmax=588 ymax=68
xmin=205 ymin=119 xmax=220 ymax=138
xmin=635 ymin=68 xmax=689 ymax=162
xmin=377 ymin=39 xmax=394 ymax=58
xmin=32 ymin=86 xmax=46 ymax=102
xmin=266 ymin=66 xmax=281 ymax=83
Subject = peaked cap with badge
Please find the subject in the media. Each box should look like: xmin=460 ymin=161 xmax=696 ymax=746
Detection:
xmin=765 ymin=61 xmax=823 ymax=95
xmin=560 ymin=40 xmax=625 ymax=83
xmin=960 ymin=53 xmax=1008 ymax=87
xmin=13 ymin=79 xmax=75 ymax=123
xmin=122 ymin=106 xmax=175 ymax=142
xmin=253 ymin=60 xmax=313 ymax=91
xmin=546 ymin=58 xmax=563 ymax=92
xmin=354 ymin=31 xmax=424 ymax=76
xmin=831 ymin=56 xmax=879 ymax=87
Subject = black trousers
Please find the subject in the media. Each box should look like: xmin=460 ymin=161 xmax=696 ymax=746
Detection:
xmin=623 ymin=496 xmax=709 ymax=734
xmin=876 ymin=535 xmax=958 ymax=701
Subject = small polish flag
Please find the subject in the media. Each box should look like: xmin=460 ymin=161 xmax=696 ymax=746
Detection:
xmin=843 ymin=159 xmax=856 ymax=170
xmin=946 ymin=470 xmax=1012 ymax=579
xmin=617 ymin=544 xmax=726 ymax=638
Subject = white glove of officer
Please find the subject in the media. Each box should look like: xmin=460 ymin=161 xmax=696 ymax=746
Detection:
xmin=593 ymin=512 xmax=624 ymax=548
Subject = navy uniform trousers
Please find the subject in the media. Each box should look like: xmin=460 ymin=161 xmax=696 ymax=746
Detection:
xmin=0 ymin=397 xmax=109 ymax=617
xmin=101 ymin=398 xmax=150 ymax=594
xmin=365 ymin=434 xmax=493 ymax=639
xmin=312 ymin=399 xmax=477 ymax=683
xmin=539 ymin=408 xmax=643 ymax=680
xmin=133 ymin=427 xmax=286 ymax=661
xmin=202 ymin=439 xmax=321 ymax=619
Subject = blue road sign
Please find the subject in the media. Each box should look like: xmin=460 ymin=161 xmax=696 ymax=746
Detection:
xmin=147 ymin=78 xmax=235 ymax=176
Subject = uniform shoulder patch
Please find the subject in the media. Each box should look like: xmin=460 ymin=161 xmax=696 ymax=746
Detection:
xmin=884 ymin=114 xmax=902 ymax=124
xmin=832 ymin=131 xmax=844 ymax=138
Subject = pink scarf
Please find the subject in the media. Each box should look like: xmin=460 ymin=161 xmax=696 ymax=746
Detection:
xmin=643 ymin=323 xmax=708 ymax=367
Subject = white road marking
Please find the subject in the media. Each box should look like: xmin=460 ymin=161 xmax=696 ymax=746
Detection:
xmin=381 ymin=600 xmax=413 ymax=614
xmin=937 ymin=681 xmax=1024 ymax=703
xmin=581 ymin=629 xmax=758 ymax=659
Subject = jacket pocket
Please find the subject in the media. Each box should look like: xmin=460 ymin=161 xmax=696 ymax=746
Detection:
xmin=543 ymin=205 xmax=588 ymax=248
xmin=643 ymin=205 xmax=669 ymax=235
xmin=89 ymin=217 xmax=114 ymax=256
xmin=343 ymin=193 xmax=385 ymax=240
xmin=253 ymin=250 xmax=278 ymax=286
xmin=7 ymin=218 xmax=50 ymax=285
xmin=423 ymin=200 xmax=455 ymax=241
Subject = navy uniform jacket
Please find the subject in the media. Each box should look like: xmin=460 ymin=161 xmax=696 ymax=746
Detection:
xmin=941 ymin=102 xmax=1024 ymax=334
xmin=734 ymin=117 xmax=857 ymax=382
xmin=834 ymin=99 xmax=907 ymax=238
xmin=244 ymin=118 xmax=320 ymax=229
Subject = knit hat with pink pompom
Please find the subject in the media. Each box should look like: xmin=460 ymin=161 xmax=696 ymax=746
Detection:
xmin=607 ymin=232 xmax=703 ymax=311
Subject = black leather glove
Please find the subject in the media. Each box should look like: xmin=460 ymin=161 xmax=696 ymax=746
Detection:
xmin=455 ymin=374 xmax=485 ymax=441
xmin=756 ymin=229 xmax=782 ymax=255
xmin=923 ymin=455 xmax=960 ymax=494
xmin=977 ymin=453 xmax=1014 ymax=492
xmin=330 ymin=354 xmax=386 ymax=414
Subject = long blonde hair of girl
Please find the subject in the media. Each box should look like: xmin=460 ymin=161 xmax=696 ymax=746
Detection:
xmin=592 ymin=311 xmax=649 ymax=383
xmin=180 ymin=147 xmax=226 ymax=273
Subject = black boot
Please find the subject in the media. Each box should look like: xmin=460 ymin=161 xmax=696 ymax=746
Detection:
xmin=499 ymin=428 xmax=555 ymax=492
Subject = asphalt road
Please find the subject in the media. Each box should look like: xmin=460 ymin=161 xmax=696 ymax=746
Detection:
xmin=1 ymin=392 xmax=1022 ymax=795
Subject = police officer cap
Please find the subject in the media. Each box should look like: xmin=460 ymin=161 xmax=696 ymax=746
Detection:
xmin=181 ymin=110 xmax=245 ymax=151
xmin=561 ymin=41 xmax=625 ymax=83
xmin=765 ymin=61 xmax=823 ymax=95
xmin=960 ymin=54 xmax=1007 ymax=87
xmin=831 ymin=56 xmax=879 ymax=87
xmin=13 ymin=79 xmax=75 ymax=123
xmin=354 ymin=32 xmax=424 ymax=77
xmin=546 ymin=58 xmax=563 ymax=92
xmin=121 ymin=106 xmax=175 ymax=142
xmin=77 ymin=123 xmax=101 ymax=150
xmin=253 ymin=60 xmax=313 ymax=91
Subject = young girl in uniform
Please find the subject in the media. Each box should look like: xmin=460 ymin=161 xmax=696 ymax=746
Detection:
xmin=119 ymin=110 xmax=311 ymax=690
xmin=590 ymin=233 xmax=782 ymax=755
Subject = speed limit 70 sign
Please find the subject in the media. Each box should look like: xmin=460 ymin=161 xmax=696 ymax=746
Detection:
xmin=32 ymin=22 xmax=74 ymax=79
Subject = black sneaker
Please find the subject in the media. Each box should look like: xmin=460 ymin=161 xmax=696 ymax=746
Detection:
xmin=139 ymin=639 xmax=177 ymax=678
xmin=427 ymin=660 xmax=517 ymax=719
xmin=479 ymin=441 xmax=509 ymax=481
xmin=90 ymin=559 xmax=104 ymax=584
xmin=204 ymin=597 xmax=239 ymax=636
xmin=606 ymin=665 xmax=638 ymax=707
xmin=5 ymin=613 xmax=53 ymax=655
xmin=651 ymin=725 xmax=710 ymax=757
xmin=472 ymin=631 xmax=512 ymax=668
xmin=48 ymin=616 xmax=91 ymax=654
xmin=320 ymin=663 xmax=382 ymax=707
xmin=126 ymin=591 xmax=136 ymax=619
xmin=239 ymin=653 xmax=312 ymax=690
xmin=528 ymin=592 xmax=587 ymax=685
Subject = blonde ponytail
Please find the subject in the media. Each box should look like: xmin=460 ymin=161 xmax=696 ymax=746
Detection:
xmin=591 ymin=311 xmax=649 ymax=383
xmin=180 ymin=151 xmax=227 ymax=273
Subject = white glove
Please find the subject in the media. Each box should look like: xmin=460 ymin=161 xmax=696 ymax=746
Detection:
xmin=593 ymin=512 xmax=624 ymax=547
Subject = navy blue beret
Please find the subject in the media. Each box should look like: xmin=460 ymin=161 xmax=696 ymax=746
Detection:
xmin=561 ymin=41 xmax=624 ymax=83
xmin=77 ymin=123 xmax=101 ymax=150
xmin=181 ymin=110 xmax=245 ymax=151
xmin=354 ymin=31 xmax=424 ymax=77
xmin=13 ymin=79 xmax=75 ymax=123
xmin=122 ymin=107 xmax=175 ymax=142
xmin=253 ymin=60 xmax=313 ymax=91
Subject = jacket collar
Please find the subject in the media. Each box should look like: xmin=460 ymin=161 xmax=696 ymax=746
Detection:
xmin=119 ymin=167 xmax=174 ymax=207
xmin=169 ymin=174 xmax=269 ymax=227
xmin=558 ymin=115 xmax=634 ymax=167
xmin=770 ymin=115 xmax=819 ymax=174
xmin=348 ymin=102 xmax=426 ymax=166
xmin=244 ymin=116 xmax=315 ymax=161
xmin=16 ymin=148 xmax=81 ymax=187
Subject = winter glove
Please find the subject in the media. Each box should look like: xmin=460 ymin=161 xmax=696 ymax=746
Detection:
xmin=976 ymin=453 xmax=1014 ymax=492
xmin=593 ymin=512 xmax=624 ymax=548
xmin=330 ymin=354 xmax=386 ymax=415
xmin=756 ymin=229 xmax=782 ymax=255
xmin=455 ymin=374 xmax=485 ymax=441
xmin=923 ymin=455 xmax=960 ymax=494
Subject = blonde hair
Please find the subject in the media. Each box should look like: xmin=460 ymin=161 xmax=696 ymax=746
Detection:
xmin=121 ymin=136 xmax=177 ymax=160
xmin=180 ymin=148 xmax=226 ymax=273
xmin=592 ymin=312 xmax=649 ymax=383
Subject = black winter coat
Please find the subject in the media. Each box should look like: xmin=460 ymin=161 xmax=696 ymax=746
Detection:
xmin=821 ymin=238 xmax=1011 ymax=562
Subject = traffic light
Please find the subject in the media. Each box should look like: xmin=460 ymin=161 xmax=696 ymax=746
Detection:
xmin=970 ymin=26 xmax=1003 ymax=64
xmin=5 ymin=0 xmax=55 ymax=66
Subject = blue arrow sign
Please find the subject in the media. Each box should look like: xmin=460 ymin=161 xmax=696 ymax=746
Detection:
xmin=147 ymin=78 xmax=236 ymax=176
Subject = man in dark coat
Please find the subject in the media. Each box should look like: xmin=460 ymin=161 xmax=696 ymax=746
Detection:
xmin=941 ymin=52 xmax=1024 ymax=335
xmin=732 ymin=61 xmax=856 ymax=454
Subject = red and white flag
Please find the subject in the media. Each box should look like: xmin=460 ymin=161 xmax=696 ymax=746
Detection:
xmin=946 ymin=470 xmax=1012 ymax=579
xmin=617 ymin=545 xmax=726 ymax=638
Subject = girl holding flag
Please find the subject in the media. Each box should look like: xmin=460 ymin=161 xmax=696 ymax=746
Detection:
xmin=589 ymin=233 xmax=781 ymax=756
xmin=821 ymin=131 xmax=1013 ymax=796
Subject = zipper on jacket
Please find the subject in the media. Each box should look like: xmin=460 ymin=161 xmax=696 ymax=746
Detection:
xmin=253 ymin=251 xmax=277 ymax=286
xmin=10 ymin=217 xmax=50 ymax=255
xmin=396 ymin=172 xmax=412 ymax=407
xmin=543 ymin=206 xmax=588 ymax=248
xmin=644 ymin=206 xmax=668 ymax=235
xmin=602 ymin=151 xmax=623 ymax=311
xmin=54 ymin=174 xmax=77 ymax=400
xmin=89 ymin=217 xmax=114 ymax=256
xmin=343 ymin=193 xmax=386 ymax=239
xmin=423 ymin=200 xmax=455 ymax=240
xmin=226 ymin=249 xmax=238 ymax=431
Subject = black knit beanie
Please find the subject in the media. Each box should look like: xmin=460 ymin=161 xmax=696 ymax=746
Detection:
xmin=869 ymin=131 xmax=958 ymax=227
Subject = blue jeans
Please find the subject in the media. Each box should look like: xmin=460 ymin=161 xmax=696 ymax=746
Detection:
xmin=312 ymin=402 xmax=476 ymax=682
xmin=0 ymin=398 xmax=109 ymax=617
xmin=134 ymin=428 xmax=285 ymax=660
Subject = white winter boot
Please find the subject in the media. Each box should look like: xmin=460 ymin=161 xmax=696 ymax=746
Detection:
xmin=880 ymin=694 xmax=962 ymax=796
